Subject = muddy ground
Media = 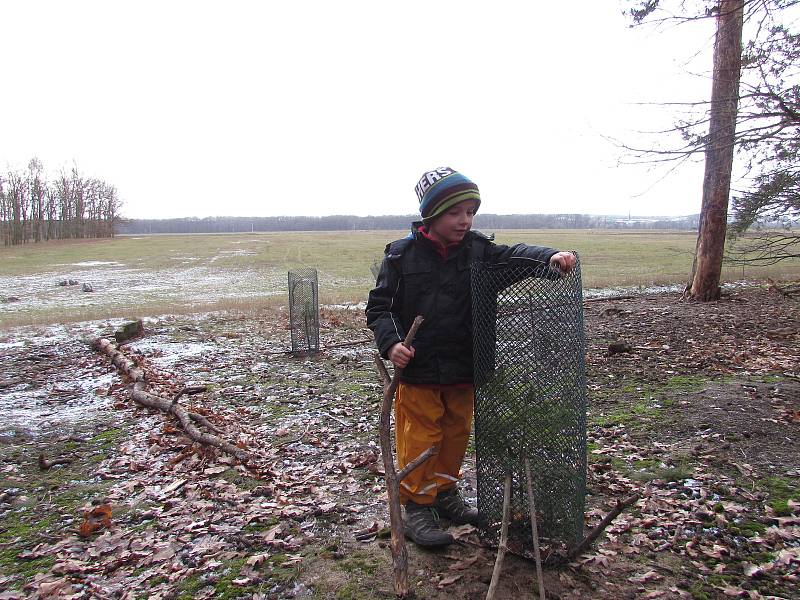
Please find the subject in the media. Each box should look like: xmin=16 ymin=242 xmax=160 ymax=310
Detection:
xmin=0 ymin=286 xmax=798 ymax=600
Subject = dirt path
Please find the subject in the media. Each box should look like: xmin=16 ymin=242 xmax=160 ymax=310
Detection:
xmin=0 ymin=288 xmax=798 ymax=599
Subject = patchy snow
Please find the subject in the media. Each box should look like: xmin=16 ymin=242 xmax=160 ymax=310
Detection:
xmin=322 ymin=302 xmax=367 ymax=311
xmin=0 ymin=263 xmax=286 ymax=318
xmin=70 ymin=261 xmax=122 ymax=267
xmin=126 ymin=339 xmax=218 ymax=367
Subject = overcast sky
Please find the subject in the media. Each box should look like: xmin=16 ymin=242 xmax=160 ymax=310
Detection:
xmin=1 ymin=1 xmax=720 ymax=219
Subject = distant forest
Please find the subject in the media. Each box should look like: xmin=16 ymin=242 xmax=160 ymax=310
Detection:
xmin=117 ymin=213 xmax=702 ymax=235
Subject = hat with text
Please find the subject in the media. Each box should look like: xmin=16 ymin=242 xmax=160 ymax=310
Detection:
xmin=415 ymin=167 xmax=481 ymax=222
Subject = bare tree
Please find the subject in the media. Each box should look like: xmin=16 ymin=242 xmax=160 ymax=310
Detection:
xmin=28 ymin=158 xmax=46 ymax=242
xmin=6 ymin=169 xmax=27 ymax=246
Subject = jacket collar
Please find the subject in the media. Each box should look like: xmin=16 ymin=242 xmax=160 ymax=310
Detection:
xmin=412 ymin=221 xmax=465 ymax=259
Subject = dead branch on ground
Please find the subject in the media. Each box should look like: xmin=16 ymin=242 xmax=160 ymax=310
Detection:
xmin=567 ymin=493 xmax=640 ymax=560
xmin=91 ymin=337 xmax=250 ymax=462
xmin=38 ymin=454 xmax=73 ymax=470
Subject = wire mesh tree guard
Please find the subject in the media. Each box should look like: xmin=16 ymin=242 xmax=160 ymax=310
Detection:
xmin=288 ymin=268 xmax=320 ymax=355
xmin=471 ymin=256 xmax=587 ymax=561
xmin=370 ymin=259 xmax=381 ymax=281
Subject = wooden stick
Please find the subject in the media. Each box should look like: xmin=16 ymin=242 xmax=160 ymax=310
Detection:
xmin=397 ymin=445 xmax=439 ymax=482
xmin=376 ymin=316 xmax=425 ymax=598
xmin=524 ymin=458 xmax=546 ymax=600
xmin=38 ymin=454 xmax=73 ymax=470
xmin=486 ymin=472 xmax=513 ymax=600
xmin=567 ymin=492 xmax=640 ymax=560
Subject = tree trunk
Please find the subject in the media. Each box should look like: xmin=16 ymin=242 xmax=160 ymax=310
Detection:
xmin=688 ymin=0 xmax=744 ymax=301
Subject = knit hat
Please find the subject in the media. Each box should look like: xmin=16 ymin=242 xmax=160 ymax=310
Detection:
xmin=415 ymin=167 xmax=481 ymax=222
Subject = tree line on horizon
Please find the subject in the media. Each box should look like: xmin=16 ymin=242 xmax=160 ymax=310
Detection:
xmin=116 ymin=212 xmax=702 ymax=235
xmin=0 ymin=159 xmax=121 ymax=247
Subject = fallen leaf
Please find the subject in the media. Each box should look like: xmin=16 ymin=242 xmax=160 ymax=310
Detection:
xmin=628 ymin=570 xmax=661 ymax=584
xmin=203 ymin=466 xmax=227 ymax=475
xmin=448 ymin=555 xmax=479 ymax=571
xmin=78 ymin=504 xmax=112 ymax=537
xmin=246 ymin=553 xmax=269 ymax=567
xmin=437 ymin=573 xmax=463 ymax=588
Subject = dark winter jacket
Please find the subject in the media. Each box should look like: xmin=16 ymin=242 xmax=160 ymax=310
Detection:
xmin=366 ymin=224 xmax=558 ymax=385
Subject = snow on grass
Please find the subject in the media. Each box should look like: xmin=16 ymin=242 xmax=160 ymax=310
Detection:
xmin=127 ymin=339 xmax=218 ymax=368
xmin=0 ymin=263 xmax=286 ymax=319
xmin=70 ymin=261 xmax=123 ymax=267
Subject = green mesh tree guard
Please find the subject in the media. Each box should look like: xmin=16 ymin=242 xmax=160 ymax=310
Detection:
xmin=288 ymin=268 xmax=320 ymax=355
xmin=471 ymin=257 xmax=587 ymax=560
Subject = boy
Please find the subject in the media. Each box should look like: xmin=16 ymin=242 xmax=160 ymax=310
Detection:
xmin=366 ymin=167 xmax=576 ymax=547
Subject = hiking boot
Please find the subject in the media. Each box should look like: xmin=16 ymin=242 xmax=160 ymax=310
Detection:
xmin=435 ymin=487 xmax=483 ymax=526
xmin=403 ymin=502 xmax=454 ymax=547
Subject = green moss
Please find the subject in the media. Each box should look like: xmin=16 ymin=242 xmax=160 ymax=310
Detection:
xmin=661 ymin=375 xmax=710 ymax=391
xmin=690 ymin=585 xmax=711 ymax=600
xmin=737 ymin=520 xmax=767 ymax=537
xmin=760 ymin=476 xmax=799 ymax=502
xmin=749 ymin=374 xmax=785 ymax=384
xmin=176 ymin=573 xmax=205 ymax=599
xmin=242 ymin=516 xmax=280 ymax=533
xmin=213 ymin=558 xmax=252 ymax=599
xmin=655 ymin=463 xmax=693 ymax=483
xmin=769 ymin=498 xmax=792 ymax=517
xmin=51 ymin=481 xmax=112 ymax=510
xmin=0 ymin=546 xmax=56 ymax=581
xmin=266 ymin=553 xmax=301 ymax=585
xmin=335 ymin=582 xmax=381 ymax=600
xmin=744 ymin=551 xmax=775 ymax=565
xmin=336 ymin=550 xmax=380 ymax=576
xmin=91 ymin=427 xmax=124 ymax=446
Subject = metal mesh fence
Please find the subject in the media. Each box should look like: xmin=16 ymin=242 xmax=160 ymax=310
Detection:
xmin=288 ymin=268 xmax=320 ymax=355
xmin=471 ymin=256 xmax=587 ymax=560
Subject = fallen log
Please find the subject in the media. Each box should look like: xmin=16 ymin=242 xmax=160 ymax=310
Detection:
xmin=91 ymin=337 xmax=250 ymax=462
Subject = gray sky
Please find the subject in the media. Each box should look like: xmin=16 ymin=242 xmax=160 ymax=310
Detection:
xmin=1 ymin=1 xmax=719 ymax=219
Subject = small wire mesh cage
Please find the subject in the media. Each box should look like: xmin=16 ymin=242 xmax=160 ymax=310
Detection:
xmin=471 ymin=256 xmax=587 ymax=560
xmin=370 ymin=259 xmax=381 ymax=282
xmin=288 ymin=268 xmax=320 ymax=355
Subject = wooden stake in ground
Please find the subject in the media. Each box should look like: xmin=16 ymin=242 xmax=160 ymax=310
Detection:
xmin=91 ymin=337 xmax=250 ymax=462
xmin=486 ymin=472 xmax=513 ymax=600
xmin=374 ymin=316 xmax=437 ymax=599
xmin=524 ymin=458 xmax=546 ymax=600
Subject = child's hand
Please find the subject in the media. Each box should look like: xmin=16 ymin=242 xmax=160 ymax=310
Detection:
xmin=549 ymin=251 xmax=576 ymax=274
xmin=388 ymin=342 xmax=415 ymax=368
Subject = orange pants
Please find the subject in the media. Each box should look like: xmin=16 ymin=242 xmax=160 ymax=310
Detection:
xmin=395 ymin=383 xmax=474 ymax=505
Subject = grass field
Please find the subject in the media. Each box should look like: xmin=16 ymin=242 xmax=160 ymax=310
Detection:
xmin=1 ymin=230 xmax=798 ymax=327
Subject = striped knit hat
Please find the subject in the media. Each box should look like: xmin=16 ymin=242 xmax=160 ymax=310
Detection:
xmin=415 ymin=167 xmax=481 ymax=222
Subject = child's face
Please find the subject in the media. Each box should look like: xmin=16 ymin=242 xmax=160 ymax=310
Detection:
xmin=427 ymin=200 xmax=478 ymax=246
